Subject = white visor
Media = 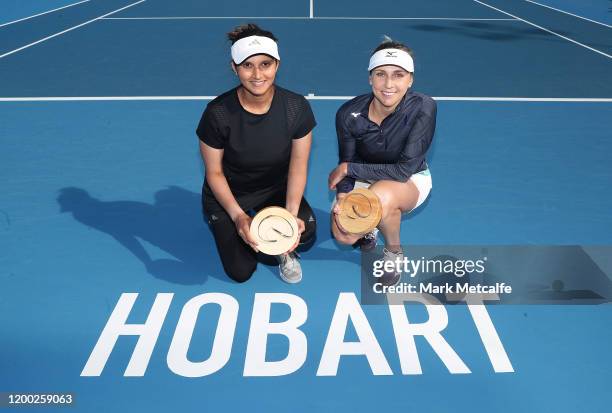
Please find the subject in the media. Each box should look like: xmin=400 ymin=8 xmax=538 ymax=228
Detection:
xmin=231 ymin=35 xmax=280 ymax=65
xmin=368 ymin=48 xmax=414 ymax=73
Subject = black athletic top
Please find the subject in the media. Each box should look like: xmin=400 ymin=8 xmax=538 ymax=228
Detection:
xmin=335 ymin=91 xmax=436 ymax=193
xmin=197 ymin=86 xmax=316 ymax=211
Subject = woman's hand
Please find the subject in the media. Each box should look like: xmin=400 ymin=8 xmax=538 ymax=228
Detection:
xmin=328 ymin=162 xmax=348 ymax=190
xmin=333 ymin=192 xmax=347 ymax=214
xmin=234 ymin=213 xmax=259 ymax=252
xmin=332 ymin=192 xmax=349 ymax=233
xmin=287 ymin=216 xmax=305 ymax=253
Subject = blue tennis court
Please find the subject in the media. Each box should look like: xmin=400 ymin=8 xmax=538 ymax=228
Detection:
xmin=1 ymin=0 xmax=611 ymax=411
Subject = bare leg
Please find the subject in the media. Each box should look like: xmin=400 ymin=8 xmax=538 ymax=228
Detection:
xmin=369 ymin=179 xmax=420 ymax=251
xmin=330 ymin=209 xmax=363 ymax=245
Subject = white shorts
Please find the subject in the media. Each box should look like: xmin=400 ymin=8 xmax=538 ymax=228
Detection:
xmin=407 ymin=168 xmax=432 ymax=211
xmin=334 ymin=169 xmax=432 ymax=213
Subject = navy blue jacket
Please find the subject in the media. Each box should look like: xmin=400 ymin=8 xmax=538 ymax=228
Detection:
xmin=336 ymin=91 xmax=437 ymax=193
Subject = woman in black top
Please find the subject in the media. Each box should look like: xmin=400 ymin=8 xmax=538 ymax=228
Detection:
xmin=328 ymin=37 xmax=436 ymax=285
xmin=197 ymin=24 xmax=317 ymax=284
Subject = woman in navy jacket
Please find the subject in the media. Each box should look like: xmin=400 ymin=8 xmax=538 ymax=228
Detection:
xmin=328 ymin=37 xmax=436 ymax=285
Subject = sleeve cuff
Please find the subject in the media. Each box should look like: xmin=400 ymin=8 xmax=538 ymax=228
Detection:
xmin=337 ymin=176 xmax=355 ymax=193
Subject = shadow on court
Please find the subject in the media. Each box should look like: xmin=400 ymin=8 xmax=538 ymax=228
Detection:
xmin=410 ymin=21 xmax=555 ymax=41
xmin=56 ymin=187 xmax=365 ymax=285
xmin=56 ymin=185 xmax=229 ymax=285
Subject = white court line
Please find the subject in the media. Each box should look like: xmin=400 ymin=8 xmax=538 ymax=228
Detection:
xmin=308 ymin=96 xmax=612 ymax=102
xmin=1 ymin=96 xmax=611 ymax=102
xmin=101 ymin=16 xmax=518 ymax=21
xmin=0 ymin=0 xmax=146 ymax=59
xmin=428 ymin=97 xmax=612 ymax=102
xmin=314 ymin=17 xmax=518 ymax=21
xmin=0 ymin=96 xmax=217 ymax=101
xmin=472 ymin=0 xmax=612 ymax=59
xmin=0 ymin=0 xmax=90 ymax=28
xmin=524 ymin=0 xmax=611 ymax=29
xmin=310 ymin=0 xmax=314 ymax=19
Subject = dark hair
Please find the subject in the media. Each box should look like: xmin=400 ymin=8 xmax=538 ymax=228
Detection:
xmin=227 ymin=23 xmax=278 ymax=44
xmin=372 ymin=35 xmax=413 ymax=57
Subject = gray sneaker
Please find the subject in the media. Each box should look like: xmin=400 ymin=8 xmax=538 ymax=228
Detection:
xmin=276 ymin=252 xmax=302 ymax=284
xmin=381 ymin=248 xmax=403 ymax=287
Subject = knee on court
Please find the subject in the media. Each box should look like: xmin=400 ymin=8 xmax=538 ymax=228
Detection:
xmin=224 ymin=263 xmax=256 ymax=283
xmin=222 ymin=254 xmax=257 ymax=283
